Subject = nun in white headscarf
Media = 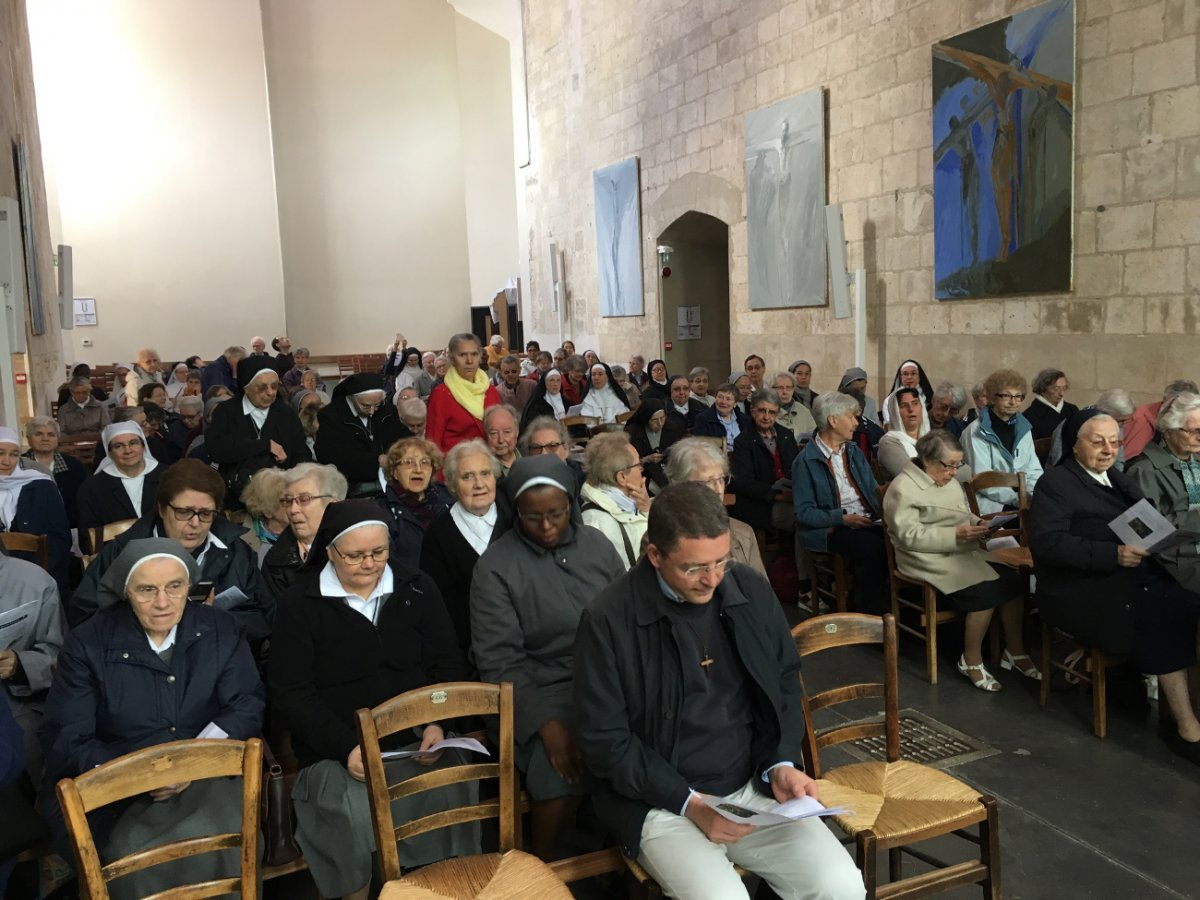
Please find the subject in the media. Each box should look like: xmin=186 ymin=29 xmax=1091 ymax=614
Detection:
xmin=0 ymin=427 xmax=70 ymax=592
xmin=76 ymin=422 xmax=162 ymax=536
xmin=579 ymin=362 xmax=631 ymax=423
xmin=164 ymin=361 xmax=191 ymax=406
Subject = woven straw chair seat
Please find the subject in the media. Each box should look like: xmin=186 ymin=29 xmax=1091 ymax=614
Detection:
xmin=380 ymin=850 xmax=573 ymax=900
xmin=817 ymin=760 xmax=985 ymax=843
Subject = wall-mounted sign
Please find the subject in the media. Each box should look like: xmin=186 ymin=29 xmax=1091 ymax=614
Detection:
xmin=73 ymin=297 xmax=97 ymax=326
xmin=677 ymin=305 xmax=701 ymax=340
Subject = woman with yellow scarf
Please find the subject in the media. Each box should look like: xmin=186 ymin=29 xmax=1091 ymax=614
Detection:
xmin=426 ymin=333 xmax=501 ymax=455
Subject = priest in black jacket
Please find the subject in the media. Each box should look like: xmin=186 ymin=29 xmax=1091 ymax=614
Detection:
xmin=573 ymin=483 xmax=864 ymax=900
xmin=205 ymin=356 xmax=310 ymax=508
xmin=315 ymin=372 xmax=410 ymax=498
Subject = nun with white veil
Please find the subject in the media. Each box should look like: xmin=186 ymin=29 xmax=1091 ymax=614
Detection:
xmin=579 ymin=362 xmax=631 ymax=423
xmin=0 ymin=427 xmax=71 ymax=592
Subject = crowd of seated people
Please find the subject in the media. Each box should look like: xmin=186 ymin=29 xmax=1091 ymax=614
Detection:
xmin=4 ymin=331 xmax=1199 ymax=900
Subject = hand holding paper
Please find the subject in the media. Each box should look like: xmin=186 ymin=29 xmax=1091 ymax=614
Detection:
xmin=703 ymin=794 xmax=848 ymax=828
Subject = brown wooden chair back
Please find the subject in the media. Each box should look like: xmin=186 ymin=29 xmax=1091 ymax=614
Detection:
xmin=0 ymin=532 xmax=49 ymax=570
xmin=60 ymin=431 xmax=101 ymax=468
xmin=614 ymin=409 xmax=634 ymax=425
xmin=356 ymin=682 xmax=518 ymax=883
xmin=791 ymin=614 xmax=900 ymax=779
xmin=1032 ymin=437 xmax=1052 ymax=464
xmin=56 ymin=738 xmax=263 ymax=899
xmin=82 ymin=518 xmax=139 ymax=559
xmin=964 ymin=470 xmax=1028 ymax=543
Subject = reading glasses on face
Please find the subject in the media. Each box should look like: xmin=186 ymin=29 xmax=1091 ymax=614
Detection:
xmin=109 ymin=440 xmax=143 ymax=452
xmin=166 ymin=503 xmax=217 ymax=523
xmin=993 ymin=392 xmax=1025 ymax=402
xmin=397 ymin=458 xmax=433 ymax=469
xmin=679 ymin=556 xmax=734 ymax=578
xmin=280 ymin=493 xmax=332 ymax=508
xmin=131 ymin=580 xmax=188 ymax=602
xmin=693 ymin=475 xmax=731 ymax=489
xmin=332 ymin=546 xmax=389 ymax=565
xmin=519 ymin=507 xmax=570 ymax=526
xmin=529 ymin=441 xmax=564 ymax=453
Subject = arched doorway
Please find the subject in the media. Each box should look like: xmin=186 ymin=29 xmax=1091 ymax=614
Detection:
xmin=656 ymin=211 xmax=730 ymax=385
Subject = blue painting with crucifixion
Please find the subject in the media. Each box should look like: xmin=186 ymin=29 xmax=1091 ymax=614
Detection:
xmin=932 ymin=0 xmax=1074 ymax=299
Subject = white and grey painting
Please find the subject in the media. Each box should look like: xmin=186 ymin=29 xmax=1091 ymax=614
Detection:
xmin=745 ymin=89 xmax=826 ymax=309
xmin=593 ymin=157 xmax=643 ymax=317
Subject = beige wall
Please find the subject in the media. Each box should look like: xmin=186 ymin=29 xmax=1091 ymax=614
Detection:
xmin=522 ymin=0 xmax=1200 ymax=407
xmin=29 ymin=0 xmax=286 ymax=366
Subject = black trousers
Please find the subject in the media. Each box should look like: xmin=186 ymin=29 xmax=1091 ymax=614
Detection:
xmin=828 ymin=524 xmax=888 ymax=614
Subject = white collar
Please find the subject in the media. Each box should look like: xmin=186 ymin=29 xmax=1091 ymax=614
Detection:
xmin=673 ymin=402 xmax=690 ymax=414
xmin=1035 ymin=394 xmax=1064 ymax=413
xmin=146 ymin=624 xmax=178 ymax=653
xmin=1080 ymin=465 xmax=1112 ymax=488
xmin=319 ymin=560 xmax=394 ymax=605
xmin=450 ymin=501 xmax=498 ymax=555
xmin=242 ymin=395 xmax=270 ymax=426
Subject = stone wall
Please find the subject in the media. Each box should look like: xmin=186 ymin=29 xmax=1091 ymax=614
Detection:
xmin=521 ymin=0 xmax=1199 ymax=405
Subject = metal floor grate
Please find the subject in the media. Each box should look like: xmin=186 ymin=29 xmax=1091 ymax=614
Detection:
xmin=829 ymin=709 xmax=999 ymax=769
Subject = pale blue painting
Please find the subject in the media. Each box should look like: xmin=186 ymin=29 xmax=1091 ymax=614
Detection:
xmin=593 ymin=157 xmax=643 ymax=317
xmin=745 ymin=89 xmax=826 ymax=310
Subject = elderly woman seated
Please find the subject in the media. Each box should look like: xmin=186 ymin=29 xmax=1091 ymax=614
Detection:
xmin=419 ymin=440 xmax=505 ymax=655
xmin=0 ymin=427 xmax=71 ymax=593
xmin=693 ymin=382 xmax=750 ymax=451
xmin=58 ymin=376 xmax=112 ymax=435
xmin=581 ymin=432 xmax=650 ymax=570
xmin=270 ymin=501 xmax=476 ymax=900
xmin=875 ymin=386 xmax=970 ymax=483
xmin=70 ymin=460 xmax=275 ymax=645
xmin=1030 ymin=411 xmax=1154 ymax=707
xmin=377 ymin=437 xmax=454 ymax=569
xmin=793 ymin=391 xmax=887 ymax=613
xmin=731 ymin=388 xmax=800 ymax=534
xmin=1127 ymin=393 xmax=1200 ymax=764
xmin=928 ymin=381 xmax=968 ymax=437
xmin=664 ymin=437 xmax=766 ymax=576
xmin=22 ymin=416 xmax=87 ymax=529
xmin=624 ymin=400 xmax=685 ymax=491
xmin=772 ymin=371 xmax=817 ymax=441
xmin=471 ymin=456 xmax=623 ymax=860
xmin=884 ymin=431 xmax=1039 ymax=691
xmin=40 ymin=538 xmax=265 ymax=900
xmin=262 ymin=462 xmax=348 ymax=599
xmin=167 ymin=394 xmax=205 ymax=459
xmin=316 ymin=373 xmax=407 ymax=499
xmin=1047 ymin=388 xmax=1135 ymax=469
xmin=1023 ymin=367 xmax=1079 ymax=440
xmin=237 ymin=466 xmax=290 ymax=561
xmin=0 ymin=542 xmax=63 ymax=783
xmin=962 ymin=368 xmax=1043 ymax=513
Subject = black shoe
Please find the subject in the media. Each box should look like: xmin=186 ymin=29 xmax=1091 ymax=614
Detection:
xmin=1163 ymin=729 xmax=1200 ymax=767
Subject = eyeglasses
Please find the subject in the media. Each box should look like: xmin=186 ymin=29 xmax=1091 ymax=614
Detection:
xmin=331 ymin=545 xmax=390 ymax=565
xmin=280 ymin=493 xmax=332 ymax=508
xmin=1172 ymin=427 xmax=1200 ymax=438
xmin=130 ymin=579 xmax=188 ymax=602
xmin=993 ymin=392 xmax=1025 ymax=402
xmin=692 ymin=474 xmax=731 ymax=490
xmin=518 ymin=507 xmax=570 ymax=526
xmin=166 ymin=503 xmax=217 ymax=523
xmin=109 ymin=440 xmax=143 ymax=453
xmin=937 ymin=460 xmax=966 ymax=471
xmin=396 ymin=458 xmax=433 ymax=469
xmin=677 ymin=555 xmax=734 ymax=578
xmin=528 ymin=440 xmax=564 ymax=454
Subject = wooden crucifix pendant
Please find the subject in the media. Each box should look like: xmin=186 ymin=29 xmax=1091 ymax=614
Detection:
xmin=700 ymin=653 xmax=714 ymax=677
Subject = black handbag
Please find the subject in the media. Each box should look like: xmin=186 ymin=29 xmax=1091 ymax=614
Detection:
xmin=259 ymin=739 xmax=302 ymax=868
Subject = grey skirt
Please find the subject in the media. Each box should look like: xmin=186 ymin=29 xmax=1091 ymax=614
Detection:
xmin=292 ymin=747 xmax=481 ymax=898
xmin=102 ymin=776 xmax=249 ymax=900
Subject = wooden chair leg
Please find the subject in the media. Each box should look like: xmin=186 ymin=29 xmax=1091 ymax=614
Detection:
xmin=835 ymin=556 xmax=849 ymax=613
xmin=888 ymin=847 xmax=902 ymax=882
xmin=858 ymin=832 xmax=878 ymax=900
xmin=1093 ymin=649 xmax=1107 ymax=739
xmin=988 ymin=615 xmax=1002 ymax=664
xmin=979 ymin=796 xmax=1001 ymax=900
xmin=1039 ymin=620 xmax=1052 ymax=707
xmin=925 ymin=587 xmax=939 ymax=685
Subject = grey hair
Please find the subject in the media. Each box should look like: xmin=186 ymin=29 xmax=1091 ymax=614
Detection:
xmin=970 ymin=382 xmax=986 ymax=400
xmin=25 ymin=415 xmax=58 ymax=437
xmin=665 ymin=436 xmax=729 ymax=482
xmin=771 ymin=371 xmax=796 ymax=388
xmin=1094 ymin=388 xmax=1134 ymax=419
xmin=713 ymin=382 xmax=738 ymax=398
xmin=564 ymin=354 xmax=588 ymax=374
xmin=489 ymin=334 xmax=505 ymax=345
xmin=1164 ymin=379 xmax=1199 ymax=399
xmin=1158 ymin=392 xmax=1200 ymax=432
xmin=646 ymin=482 xmax=729 ymax=554
xmin=500 ymin=354 xmax=520 ymax=368
xmin=584 ymin=432 xmax=636 ymax=488
xmin=176 ymin=395 xmax=204 ymax=414
xmin=280 ymin=462 xmax=348 ymax=500
xmin=447 ymin=332 xmax=482 ymax=354
xmin=519 ymin=416 xmax=568 ymax=455
xmin=398 ymin=398 xmax=426 ymax=421
xmin=814 ymin=391 xmax=860 ymax=428
xmin=443 ymin=439 xmax=501 ymax=490
xmin=68 ymin=376 xmax=91 ymax=389
xmin=224 ymin=345 xmax=246 ymax=358
xmin=1032 ymin=368 xmax=1066 ymax=395
xmin=294 ymin=346 xmax=310 ymax=356
xmin=610 ymin=365 xmax=627 ymax=380
xmin=688 ymin=366 xmax=710 ymax=379
xmin=932 ymin=381 xmax=967 ymax=409
xmin=630 ymin=354 xmax=645 ymax=365
xmin=240 ymin=467 xmax=287 ymax=519
xmin=481 ymin=404 xmax=518 ymax=431
xmin=915 ymin=429 xmax=962 ymax=463
xmin=749 ymin=388 xmax=781 ymax=410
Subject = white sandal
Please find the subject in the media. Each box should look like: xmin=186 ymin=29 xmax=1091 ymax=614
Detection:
xmin=999 ymin=650 xmax=1043 ymax=681
xmin=958 ymin=655 xmax=1002 ymax=692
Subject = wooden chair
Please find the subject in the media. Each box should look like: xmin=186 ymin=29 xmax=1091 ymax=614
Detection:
xmin=0 ymin=532 xmax=49 ymax=571
xmin=60 ymin=432 xmax=102 ymax=469
xmin=1032 ymin=437 xmax=1052 ymax=465
xmin=963 ymin=471 xmax=1028 ymax=545
xmin=379 ymin=849 xmax=573 ymax=898
xmin=562 ymin=415 xmax=599 ymax=445
xmin=801 ymin=547 xmax=855 ymax=613
xmin=81 ymin=518 xmax=138 ymax=561
xmin=792 ymin=614 xmax=1001 ymax=900
xmin=56 ymin=738 xmax=263 ymax=900
xmin=1039 ymin=621 xmax=1125 ymax=739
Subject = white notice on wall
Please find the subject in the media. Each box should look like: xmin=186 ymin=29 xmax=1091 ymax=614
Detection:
xmin=73 ymin=297 xmax=97 ymax=326
xmin=677 ymin=305 xmax=701 ymax=340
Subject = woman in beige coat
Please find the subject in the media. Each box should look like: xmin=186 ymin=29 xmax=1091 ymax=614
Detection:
xmin=883 ymin=430 xmax=1040 ymax=691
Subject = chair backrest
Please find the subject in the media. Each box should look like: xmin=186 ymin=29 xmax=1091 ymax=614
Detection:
xmin=790 ymin=614 xmax=900 ymax=778
xmin=56 ymin=738 xmax=262 ymax=900
xmin=0 ymin=532 xmax=49 ymax=570
xmin=615 ymin=409 xmax=634 ymax=425
xmin=82 ymin=518 xmax=139 ymax=559
xmin=356 ymin=681 xmax=517 ymax=883
xmin=964 ymin=470 xmax=1028 ymax=542
xmin=1032 ymin=437 xmax=1052 ymax=464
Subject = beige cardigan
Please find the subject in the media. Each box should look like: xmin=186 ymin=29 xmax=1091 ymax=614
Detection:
xmin=882 ymin=462 xmax=996 ymax=595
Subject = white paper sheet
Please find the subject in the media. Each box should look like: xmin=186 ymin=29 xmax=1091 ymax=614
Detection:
xmin=381 ymin=736 xmax=490 ymax=761
xmin=704 ymin=794 xmax=847 ymax=828
xmin=0 ymin=600 xmax=39 ymax=650
xmin=1109 ymin=498 xmax=1200 ymax=553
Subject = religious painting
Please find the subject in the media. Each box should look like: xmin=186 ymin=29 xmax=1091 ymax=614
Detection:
xmin=932 ymin=0 xmax=1074 ymax=299
xmin=592 ymin=157 xmax=643 ymax=317
xmin=745 ymin=89 xmax=826 ymax=309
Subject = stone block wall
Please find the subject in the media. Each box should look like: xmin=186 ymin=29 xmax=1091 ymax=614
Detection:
xmin=521 ymin=0 xmax=1199 ymax=405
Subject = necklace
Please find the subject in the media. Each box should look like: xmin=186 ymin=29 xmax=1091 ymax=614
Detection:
xmin=679 ymin=619 xmax=715 ymax=678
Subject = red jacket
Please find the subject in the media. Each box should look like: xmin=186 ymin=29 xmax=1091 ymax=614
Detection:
xmin=426 ymin=383 xmax=500 ymax=454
